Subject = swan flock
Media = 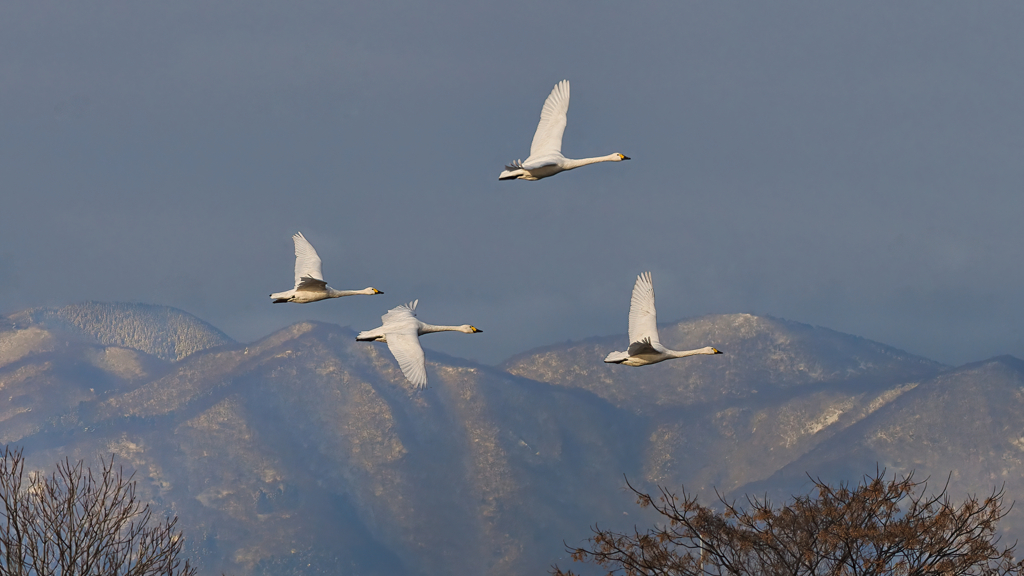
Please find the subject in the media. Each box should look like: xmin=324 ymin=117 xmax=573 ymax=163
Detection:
xmin=272 ymin=81 xmax=721 ymax=388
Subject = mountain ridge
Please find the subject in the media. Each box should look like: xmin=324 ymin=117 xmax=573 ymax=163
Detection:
xmin=7 ymin=301 xmax=233 ymax=361
xmin=1 ymin=302 xmax=1020 ymax=576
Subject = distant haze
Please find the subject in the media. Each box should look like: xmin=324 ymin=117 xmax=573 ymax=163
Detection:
xmin=2 ymin=2 xmax=1022 ymax=366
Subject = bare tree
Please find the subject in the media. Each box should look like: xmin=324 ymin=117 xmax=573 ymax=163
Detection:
xmin=555 ymin=469 xmax=1024 ymax=576
xmin=0 ymin=446 xmax=196 ymax=576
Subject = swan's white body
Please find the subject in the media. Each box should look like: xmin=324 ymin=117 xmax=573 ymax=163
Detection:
xmin=356 ymin=300 xmax=481 ymax=388
xmin=499 ymin=80 xmax=629 ymax=181
xmin=270 ymin=232 xmax=382 ymax=304
xmin=604 ymin=272 xmax=722 ymax=366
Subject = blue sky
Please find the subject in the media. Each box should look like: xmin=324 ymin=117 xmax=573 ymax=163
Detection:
xmin=2 ymin=1 xmax=1022 ymax=365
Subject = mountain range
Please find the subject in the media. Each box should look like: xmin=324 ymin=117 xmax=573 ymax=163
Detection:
xmin=1 ymin=302 xmax=1021 ymax=576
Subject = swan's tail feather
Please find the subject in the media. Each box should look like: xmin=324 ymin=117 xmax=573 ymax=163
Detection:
xmin=604 ymin=350 xmax=629 ymax=364
xmin=499 ymin=160 xmax=526 ymax=180
xmin=356 ymin=329 xmax=385 ymax=342
xmin=272 ymin=298 xmax=288 ymax=304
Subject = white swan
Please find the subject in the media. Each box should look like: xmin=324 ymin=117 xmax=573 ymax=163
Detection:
xmin=356 ymin=300 xmax=481 ymax=388
xmin=270 ymin=232 xmax=382 ymax=304
xmin=604 ymin=272 xmax=722 ymax=366
xmin=499 ymin=80 xmax=630 ymax=181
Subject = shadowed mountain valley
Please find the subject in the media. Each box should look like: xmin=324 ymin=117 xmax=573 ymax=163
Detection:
xmin=741 ymin=355 xmax=1024 ymax=535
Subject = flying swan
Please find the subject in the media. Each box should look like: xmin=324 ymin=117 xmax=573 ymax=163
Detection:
xmin=604 ymin=272 xmax=722 ymax=366
xmin=270 ymin=232 xmax=382 ymax=303
xmin=356 ymin=300 xmax=482 ymax=388
xmin=498 ymin=80 xmax=630 ymax=181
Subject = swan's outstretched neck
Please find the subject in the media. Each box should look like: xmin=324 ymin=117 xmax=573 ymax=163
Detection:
xmin=669 ymin=346 xmax=722 ymax=359
xmin=421 ymin=324 xmax=457 ymax=333
xmin=328 ymin=287 xmax=383 ymax=298
xmin=419 ymin=324 xmax=481 ymax=335
xmin=562 ymin=153 xmax=628 ymax=171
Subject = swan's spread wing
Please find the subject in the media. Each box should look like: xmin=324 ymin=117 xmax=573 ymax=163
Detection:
xmin=627 ymin=337 xmax=659 ymax=357
xmin=292 ymin=232 xmax=324 ymax=288
xmin=529 ymin=80 xmax=570 ymax=158
xmin=378 ymin=301 xmax=425 ymax=386
xmin=386 ymin=331 xmax=427 ymax=388
xmin=628 ymin=272 xmax=660 ymax=345
xmin=381 ymin=300 xmax=418 ymax=325
xmin=296 ymin=276 xmax=328 ymax=292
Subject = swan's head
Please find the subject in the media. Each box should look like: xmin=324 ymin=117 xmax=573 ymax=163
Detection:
xmin=366 ymin=288 xmax=384 ymax=295
xmin=462 ymin=325 xmax=482 ymax=334
xmin=615 ymin=153 xmax=631 ymax=161
xmin=708 ymin=347 xmax=723 ymax=355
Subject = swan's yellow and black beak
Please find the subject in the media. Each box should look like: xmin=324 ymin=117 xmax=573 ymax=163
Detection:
xmin=471 ymin=326 xmax=482 ymax=333
xmin=620 ymin=154 xmax=631 ymax=160
xmin=713 ymin=348 xmax=723 ymax=354
xmin=373 ymin=289 xmax=383 ymax=294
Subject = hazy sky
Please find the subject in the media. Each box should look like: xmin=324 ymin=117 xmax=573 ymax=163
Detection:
xmin=2 ymin=1 xmax=1022 ymax=366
